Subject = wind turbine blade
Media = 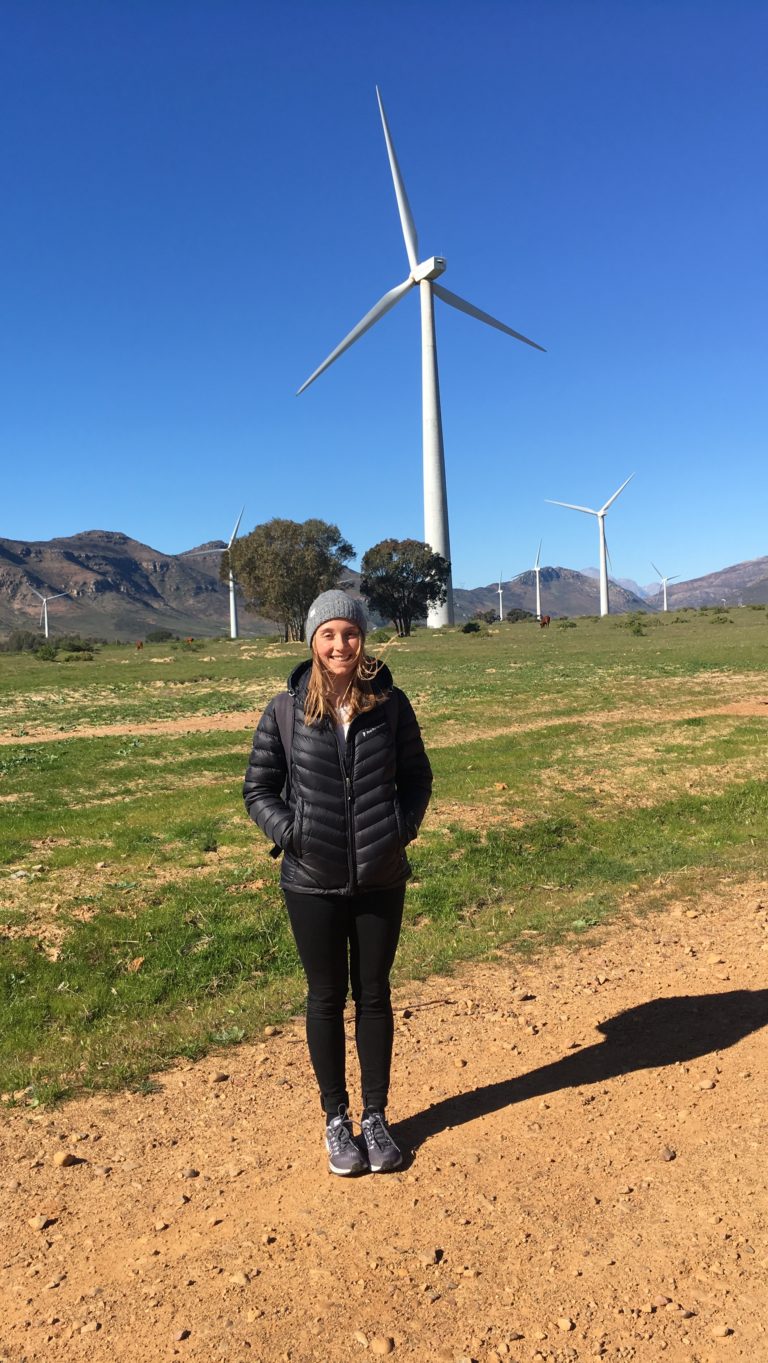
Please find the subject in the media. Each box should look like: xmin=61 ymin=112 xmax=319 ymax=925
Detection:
xmin=30 ymin=588 xmax=45 ymax=602
xmin=650 ymin=561 xmax=663 ymax=580
xmin=432 ymin=283 xmax=546 ymax=352
xmin=228 ymin=506 xmax=245 ymax=549
xmin=600 ymin=473 xmax=635 ymax=515
xmin=297 ymin=276 xmax=414 ymax=395
xmin=534 ymin=539 xmax=542 ymax=570
xmin=375 ymin=87 xmax=419 ymax=271
xmin=545 ymin=499 xmax=598 ymax=516
xmin=180 ymin=547 xmax=225 ymax=558
xmin=49 ymin=592 xmax=68 ymax=602
xmin=39 ymin=606 xmax=45 ymax=625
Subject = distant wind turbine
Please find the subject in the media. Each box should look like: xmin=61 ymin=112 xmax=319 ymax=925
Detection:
xmin=497 ymin=572 xmax=504 ymax=622
xmin=30 ymin=588 xmax=69 ymax=639
xmin=297 ymin=87 xmax=545 ymax=627
xmin=546 ymin=475 xmax=635 ymax=617
xmin=181 ymin=508 xmax=244 ymax=639
xmin=533 ymin=540 xmax=543 ymax=620
xmin=651 ymin=562 xmax=679 ymax=613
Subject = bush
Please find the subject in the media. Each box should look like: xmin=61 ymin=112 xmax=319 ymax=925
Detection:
xmin=558 ymin=619 xmax=576 ymax=629
xmin=710 ymin=614 xmax=732 ymax=625
xmin=473 ymin=610 xmax=498 ymax=625
xmin=62 ymin=651 xmax=94 ymax=662
xmin=368 ymin=627 xmax=396 ymax=643
xmin=56 ymin=634 xmax=98 ymax=653
xmin=33 ymin=643 xmax=58 ymax=661
xmin=146 ymin=628 xmax=177 ymax=643
xmin=0 ymin=629 xmax=46 ymax=653
xmin=505 ymin=608 xmax=535 ymax=624
xmin=461 ymin=621 xmax=481 ymax=633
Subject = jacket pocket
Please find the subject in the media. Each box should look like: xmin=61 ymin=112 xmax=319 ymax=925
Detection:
xmin=393 ymin=797 xmax=408 ymax=847
xmin=289 ymin=797 xmax=304 ymax=857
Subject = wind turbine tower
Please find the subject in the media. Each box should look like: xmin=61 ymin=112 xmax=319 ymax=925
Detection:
xmin=497 ymin=572 xmax=503 ymax=622
xmin=181 ymin=509 xmax=244 ymax=639
xmin=533 ymin=540 xmax=543 ymax=620
xmin=298 ymin=88 xmax=545 ymax=627
xmin=651 ymin=562 xmax=679 ymax=613
xmin=30 ymin=588 xmax=69 ymax=639
xmin=546 ymin=475 xmax=634 ymax=617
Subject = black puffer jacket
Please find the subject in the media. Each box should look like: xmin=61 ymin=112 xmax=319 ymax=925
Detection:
xmin=243 ymin=660 xmax=432 ymax=895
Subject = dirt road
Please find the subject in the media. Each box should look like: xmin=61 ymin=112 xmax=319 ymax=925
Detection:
xmin=1 ymin=882 xmax=766 ymax=1363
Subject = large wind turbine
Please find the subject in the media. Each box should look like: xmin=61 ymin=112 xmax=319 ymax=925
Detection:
xmin=181 ymin=509 xmax=244 ymax=638
xmin=298 ymin=87 xmax=545 ymax=627
xmin=30 ymin=588 xmax=69 ymax=639
xmin=546 ymin=475 xmax=634 ymax=617
xmin=651 ymin=561 xmax=679 ymax=613
xmin=497 ymin=572 xmax=504 ymax=622
xmin=533 ymin=540 xmax=543 ymax=620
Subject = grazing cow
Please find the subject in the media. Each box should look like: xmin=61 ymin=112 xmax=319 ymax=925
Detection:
xmin=136 ymin=640 xmax=144 ymax=650
xmin=539 ymin=615 xmax=551 ymax=629
xmin=184 ymin=636 xmax=195 ymax=645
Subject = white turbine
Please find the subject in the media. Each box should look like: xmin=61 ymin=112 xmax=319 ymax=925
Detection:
xmin=30 ymin=588 xmax=69 ymax=639
xmin=546 ymin=475 xmax=634 ymax=617
xmin=181 ymin=508 xmax=244 ymax=639
xmin=497 ymin=572 xmax=503 ymax=622
xmin=651 ymin=561 xmax=679 ymax=613
xmin=298 ymin=87 xmax=545 ymax=627
xmin=533 ymin=540 xmax=543 ymax=620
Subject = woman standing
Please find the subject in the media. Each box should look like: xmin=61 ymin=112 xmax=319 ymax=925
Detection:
xmin=243 ymin=591 xmax=432 ymax=1175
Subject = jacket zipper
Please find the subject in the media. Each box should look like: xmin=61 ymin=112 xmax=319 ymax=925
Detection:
xmin=334 ymin=722 xmax=357 ymax=894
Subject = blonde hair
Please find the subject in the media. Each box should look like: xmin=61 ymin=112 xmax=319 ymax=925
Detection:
xmin=303 ymin=633 xmax=388 ymax=727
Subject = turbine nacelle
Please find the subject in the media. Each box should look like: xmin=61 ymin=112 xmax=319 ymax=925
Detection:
xmin=411 ymin=256 xmax=446 ymax=283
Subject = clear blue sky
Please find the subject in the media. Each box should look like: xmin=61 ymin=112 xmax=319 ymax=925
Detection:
xmin=2 ymin=0 xmax=766 ymax=591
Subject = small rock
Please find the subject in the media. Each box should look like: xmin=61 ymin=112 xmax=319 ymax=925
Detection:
xmin=370 ymin=1337 xmax=395 ymax=1356
xmin=211 ymin=1071 xmax=229 ymax=1083
xmin=352 ymin=1329 xmax=368 ymax=1347
xmin=154 ymin=1219 xmax=169 ymax=1232
xmin=264 ymin=1025 xmax=279 ymax=1037
xmin=557 ymin=1317 xmax=575 ymax=1332
xmin=454 ymin=1058 xmax=467 ymax=1069
xmin=7 ymin=1178 xmax=22 ymax=1191
xmin=711 ymin=1325 xmax=732 ymax=1338
xmin=652 ymin=1295 xmax=672 ymax=1307
xmin=80 ymin=1321 xmax=100 ymax=1334
xmin=418 ymin=1249 xmax=439 ymax=1267
xmin=95 ymin=860 xmax=107 ymax=869
xmin=181 ymin=1167 xmax=200 ymax=1179
xmin=229 ymin=1271 xmax=250 ymax=1287
xmin=175 ymin=1329 xmax=191 ymax=1341
xmin=661 ymin=1146 xmax=676 ymax=1161
xmin=53 ymin=1150 xmax=80 ymax=1168
xmin=28 ymin=1214 xmax=49 ymax=1230
xmin=93 ymin=1165 xmax=112 ymax=1177
xmin=697 ymin=1080 xmax=716 ymax=1091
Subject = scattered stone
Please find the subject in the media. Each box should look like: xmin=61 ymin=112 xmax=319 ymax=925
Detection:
xmin=95 ymin=861 xmax=107 ymax=869
xmin=93 ymin=1165 xmax=112 ymax=1177
xmin=557 ymin=1317 xmax=575 ymax=1332
xmin=7 ymin=1178 xmax=21 ymax=1191
xmin=181 ymin=1167 xmax=200 ymax=1179
xmin=229 ymin=1271 xmax=250 ymax=1287
xmin=454 ymin=1058 xmax=467 ymax=1069
xmin=211 ymin=1071 xmax=229 ymax=1083
xmin=154 ymin=1219 xmax=169 ymax=1232
xmin=352 ymin=1329 xmax=368 ymax=1347
xmin=711 ymin=1325 xmax=732 ymax=1338
xmin=53 ymin=1150 xmax=80 ymax=1168
xmin=46 ymin=1274 xmax=66 ymax=1289
xmin=652 ymin=1295 xmax=672 ymax=1308
xmin=370 ymin=1337 xmax=395 ymax=1356
xmin=264 ymin=1025 xmax=279 ymax=1037
xmin=661 ymin=1146 xmax=677 ymax=1161
xmin=175 ymin=1329 xmax=191 ymax=1341
xmin=28 ymin=1214 xmax=49 ymax=1230
xmin=418 ymin=1249 xmax=439 ymax=1267
xmin=697 ymin=1080 xmax=716 ymax=1091
xmin=80 ymin=1321 xmax=100 ymax=1334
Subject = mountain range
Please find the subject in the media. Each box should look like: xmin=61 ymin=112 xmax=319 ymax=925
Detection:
xmin=1 ymin=530 xmax=766 ymax=640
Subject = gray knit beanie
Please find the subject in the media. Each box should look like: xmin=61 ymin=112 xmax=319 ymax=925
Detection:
xmin=305 ymin=590 xmax=368 ymax=648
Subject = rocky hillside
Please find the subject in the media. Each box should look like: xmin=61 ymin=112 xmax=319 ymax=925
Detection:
xmin=454 ymin=566 xmax=654 ymax=620
xmin=644 ymin=556 xmax=768 ymax=610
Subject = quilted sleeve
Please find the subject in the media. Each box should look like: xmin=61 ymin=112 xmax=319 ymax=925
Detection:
xmin=394 ymin=689 xmax=433 ymax=840
xmin=242 ymin=699 xmax=294 ymax=852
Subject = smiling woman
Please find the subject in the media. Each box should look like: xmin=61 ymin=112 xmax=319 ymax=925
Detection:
xmin=242 ymin=589 xmax=433 ymax=1177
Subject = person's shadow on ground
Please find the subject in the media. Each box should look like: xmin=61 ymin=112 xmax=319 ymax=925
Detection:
xmin=394 ymin=989 xmax=768 ymax=1157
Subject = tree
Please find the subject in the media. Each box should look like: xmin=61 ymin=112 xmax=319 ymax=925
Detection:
xmin=473 ymin=609 xmax=498 ymax=625
xmin=227 ymin=518 xmax=354 ymax=641
xmin=359 ymin=539 xmax=450 ymax=637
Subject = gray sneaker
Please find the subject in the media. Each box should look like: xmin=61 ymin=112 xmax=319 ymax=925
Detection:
xmin=325 ymin=1106 xmax=368 ymax=1176
xmin=361 ymin=1110 xmax=402 ymax=1172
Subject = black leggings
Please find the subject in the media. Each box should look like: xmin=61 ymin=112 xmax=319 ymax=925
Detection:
xmin=284 ymin=886 xmax=405 ymax=1118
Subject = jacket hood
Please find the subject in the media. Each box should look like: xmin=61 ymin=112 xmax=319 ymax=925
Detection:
xmin=287 ymin=657 xmax=394 ymax=700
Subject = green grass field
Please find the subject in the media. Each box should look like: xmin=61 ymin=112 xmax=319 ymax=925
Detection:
xmin=1 ymin=607 xmax=767 ymax=1105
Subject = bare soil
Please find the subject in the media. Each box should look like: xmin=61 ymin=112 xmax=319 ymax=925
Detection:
xmin=1 ymin=881 xmax=766 ymax=1363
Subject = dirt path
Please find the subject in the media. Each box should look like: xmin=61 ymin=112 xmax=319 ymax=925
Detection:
xmin=1 ymin=698 xmax=766 ymax=746
xmin=1 ymin=882 xmax=766 ymax=1363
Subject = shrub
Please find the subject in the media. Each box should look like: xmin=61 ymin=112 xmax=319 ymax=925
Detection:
xmin=62 ymin=651 xmax=94 ymax=662
xmin=558 ymin=619 xmax=576 ymax=629
xmin=0 ymin=629 xmax=46 ymax=653
xmin=505 ymin=608 xmax=535 ymax=623
xmin=461 ymin=621 xmax=481 ymax=633
xmin=146 ymin=628 xmax=177 ymax=643
xmin=33 ymin=643 xmax=58 ymax=661
xmin=368 ymin=627 xmax=395 ymax=643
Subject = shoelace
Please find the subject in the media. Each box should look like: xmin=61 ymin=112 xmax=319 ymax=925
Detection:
xmin=364 ymin=1113 xmax=392 ymax=1151
xmin=327 ymin=1117 xmax=356 ymax=1153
